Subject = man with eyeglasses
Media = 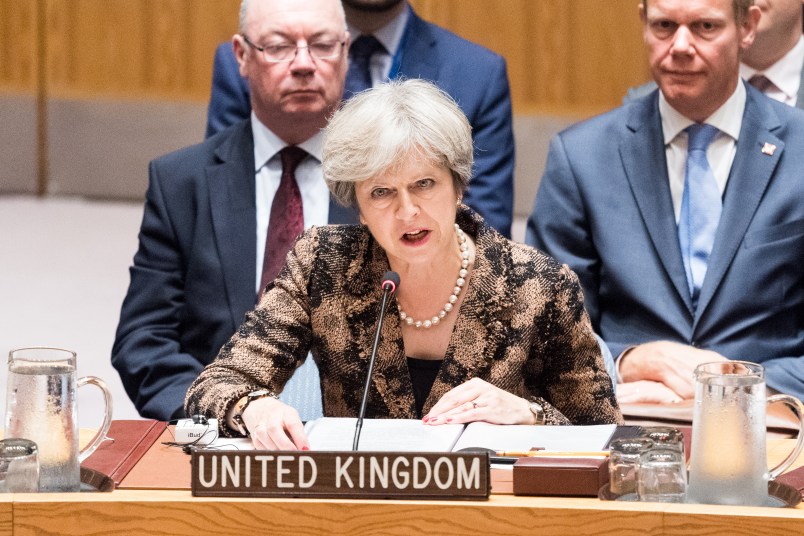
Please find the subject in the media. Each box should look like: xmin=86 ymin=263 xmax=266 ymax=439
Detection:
xmin=205 ymin=0 xmax=515 ymax=239
xmin=112 ymin=0 xmax=356 ymax=421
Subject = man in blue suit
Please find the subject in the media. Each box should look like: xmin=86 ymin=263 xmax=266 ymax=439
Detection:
xmin=527 ymin=0 xmax=804 ymax=403
xmin=205 ymin=0 xmax=515 ymax=238
xmin=113 ymin=0 xmax=356 ymax=420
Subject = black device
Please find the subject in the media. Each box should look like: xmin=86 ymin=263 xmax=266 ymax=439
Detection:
xmin=353 ymin=271 xmax=400 ymax=450
xmin=192 ymin=414 xmax=209 ymax=425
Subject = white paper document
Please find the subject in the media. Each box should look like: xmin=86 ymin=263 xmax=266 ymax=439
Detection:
xmin=304 ymin=418 xmax=465 ymax=452
xmin=451 ymin=422 xmax=616 ymax=453
xmin=206 ymin=419 xmax=617 ymax=454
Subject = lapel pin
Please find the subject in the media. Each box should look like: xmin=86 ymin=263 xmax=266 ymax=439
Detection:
xmin=761 ymin=142 xmax=777 ymax=156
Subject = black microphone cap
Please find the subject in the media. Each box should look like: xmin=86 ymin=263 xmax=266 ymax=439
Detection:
xmin=381 ymin=271 xmax=400 ymax=293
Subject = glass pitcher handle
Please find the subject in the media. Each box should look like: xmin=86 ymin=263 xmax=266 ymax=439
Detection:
xmin=76 ymin=375 xmax=114 ymax=463
xmin=767 ymin=394 xmax=804 ymax=480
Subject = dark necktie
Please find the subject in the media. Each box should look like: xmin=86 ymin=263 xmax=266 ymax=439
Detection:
xmin=677 ymin=124 xmax=721 ymax=309
xmin=748 ymin=74 xmax=777 ymax=94
xmin=259 ymin=146 xmax=307 ymax=294
xmin=344 ymin=35 xmax=386 ymax=98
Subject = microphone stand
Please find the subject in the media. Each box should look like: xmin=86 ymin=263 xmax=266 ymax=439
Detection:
xmin=353 ymin=273 xmax=399 ymax=450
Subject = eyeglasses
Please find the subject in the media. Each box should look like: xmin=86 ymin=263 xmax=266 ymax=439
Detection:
xmin=242 ymin=34 xmax=345 ymax=63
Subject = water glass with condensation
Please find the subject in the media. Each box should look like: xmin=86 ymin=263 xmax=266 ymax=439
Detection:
xmin=0 ymin=438 xmax=40 ymax=493
xmin=608 ymin=437 xmax=654 ymax=496
xmin=637 ymin=447 xmax=687 ymax=503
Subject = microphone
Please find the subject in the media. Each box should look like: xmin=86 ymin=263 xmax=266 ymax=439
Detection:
xmin=353 ymin=270 xmax=400 ymax=450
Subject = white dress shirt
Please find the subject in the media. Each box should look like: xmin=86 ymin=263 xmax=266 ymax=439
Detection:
xmin=659 ymin=80 xmax=746 ymax=222
xmin=251 ymin=113 xmax=330 ymax=293
xmin=740 ymin=35 xmax=804 ymax=106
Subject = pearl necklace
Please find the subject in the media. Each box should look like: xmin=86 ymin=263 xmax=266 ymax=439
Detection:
xmin=398 ymin=224 xmax=471 ymax=329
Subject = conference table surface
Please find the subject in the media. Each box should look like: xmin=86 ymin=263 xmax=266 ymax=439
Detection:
xmin=1 ymin=437 xmax=803 ymax=535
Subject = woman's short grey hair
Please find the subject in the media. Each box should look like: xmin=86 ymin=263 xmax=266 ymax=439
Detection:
xmin=323 ymin=79 xmax=474 ymax=208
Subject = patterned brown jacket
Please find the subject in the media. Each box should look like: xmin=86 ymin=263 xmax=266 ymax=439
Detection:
xmin=185 ymin=207 xmax=622 ymax=436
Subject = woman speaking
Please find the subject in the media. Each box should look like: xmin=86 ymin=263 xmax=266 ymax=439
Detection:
xmin=185 ymin=79 xmax=621 ymax=449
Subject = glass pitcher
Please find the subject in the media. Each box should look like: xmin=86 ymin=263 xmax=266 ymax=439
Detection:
xmin=687 ymin=361 xmax=804 ymax=506
xmin=5 ymin=347 xmax=113 ymax=492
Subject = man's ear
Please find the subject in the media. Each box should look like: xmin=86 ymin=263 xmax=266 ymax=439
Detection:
xmin=739 ymin=5 xmax=762 ymax=50
xmin=638 ymin=2 xmax=649 ymax=44
xmin=232 ymin=34 xmax=249 ymax=77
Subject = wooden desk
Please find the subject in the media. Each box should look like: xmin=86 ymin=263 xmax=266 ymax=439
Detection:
xmin=2 ymin=488 xmax=804 ymax=536
xmin=0 ymin=440 xmax=801 ymax=536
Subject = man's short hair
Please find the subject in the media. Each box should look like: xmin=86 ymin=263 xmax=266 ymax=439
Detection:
xmin=240 ymin=0 xmax=346 ymax=33
xmin=641 ymin=0 xmax=754 ymax=23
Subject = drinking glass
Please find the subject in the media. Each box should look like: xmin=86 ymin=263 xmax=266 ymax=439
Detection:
xmin=642 ymin=426 xmax=685 ymax=461
xmin=0 ymin=438 xmax=40 ymax=493
xmin=608 ymin=437 xmax=654 ymax=496
xmin=637 ymin=447 xmax=686 ymax=503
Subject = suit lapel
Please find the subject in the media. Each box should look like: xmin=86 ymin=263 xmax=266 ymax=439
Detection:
xmin=340 ymin=233 xmax=414 ymax=418
xmin=208 ymin=122 xmax=258 ymax=327
xmin=209 ymin=122 xmax=356 ymax=331
xmin=397 ymin=11 xmax=439 ymax=82
xmin=695 ymin=88 xmax=783 ymax=321
xmin=619 ymin=95 xmax=694 ymax=312
xmin=371 ymin=303 xmax=415 ymax=418
xmin=797 ymin=63 xmax=804 ymax=110
xmin=425 ymin=210 xmax=511 ymax=413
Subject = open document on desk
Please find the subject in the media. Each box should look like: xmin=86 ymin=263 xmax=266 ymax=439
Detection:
xmin=208 ymin=419 xmax=617 ymax=453
xmin=306 ymin=418 xmax=616 ymax=453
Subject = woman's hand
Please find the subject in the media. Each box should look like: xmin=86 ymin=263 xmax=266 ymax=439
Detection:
xmin=242 ymin=397 xmax=309 ymax=450
xmin=423 ymin=377 xmax=536 ymax=425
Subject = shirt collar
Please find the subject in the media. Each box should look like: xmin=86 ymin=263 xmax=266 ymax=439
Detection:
xmin=740 ymin=35 xmax=804 ymax=103
xmin=251 ymin=112 xmax=323 ymax=171
xmin=659 ymin=78 xmax=746 ymax=145
xmin=346 ymin=3 xmax=409 ymax=57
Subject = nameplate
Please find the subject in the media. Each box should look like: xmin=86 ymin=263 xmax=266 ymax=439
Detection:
xmin=191 ymin=450 xmax=490 ymax=500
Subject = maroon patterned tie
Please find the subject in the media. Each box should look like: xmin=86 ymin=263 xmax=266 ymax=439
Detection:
xmin=259 ymin=146 xmax=307 ymax=294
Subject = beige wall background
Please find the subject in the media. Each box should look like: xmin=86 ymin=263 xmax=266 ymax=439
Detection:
xmin=0 ymin=0 xmax=651 ymax=215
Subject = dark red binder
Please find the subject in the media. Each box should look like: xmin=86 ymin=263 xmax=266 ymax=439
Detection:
xmin=80 ymin=420 xmax=165 ymax=487
xmin=776 ymin=465 xmax=804 ymax=499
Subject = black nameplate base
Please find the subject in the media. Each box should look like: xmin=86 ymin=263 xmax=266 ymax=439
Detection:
xmin=191 ymin=450 xmax=490 ymax=500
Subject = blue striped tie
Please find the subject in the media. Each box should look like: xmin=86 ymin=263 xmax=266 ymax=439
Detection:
xmin=678 ymin=124 xmax=721 ymax=309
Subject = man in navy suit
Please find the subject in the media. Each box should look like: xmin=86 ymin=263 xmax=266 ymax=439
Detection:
xmin=113 ymin=0 xmax=355 ymax=420
xmin=527 ymin=0 xmax=804 ymax=403
xmin=205 ymin=0 xmax=515 ymax=238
